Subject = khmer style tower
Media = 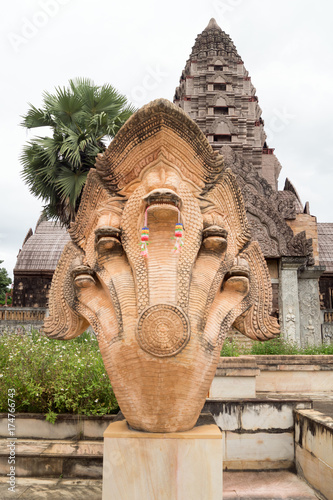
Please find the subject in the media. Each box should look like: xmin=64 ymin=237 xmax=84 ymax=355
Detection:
xmin=174 ymin=18 xmax=281 ymax=191
xmin=174 ymin=18 xmax=326 ymax=347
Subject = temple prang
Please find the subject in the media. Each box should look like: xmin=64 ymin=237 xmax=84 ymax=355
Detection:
xmin=174 ymin=17 xmax=281 ymax=191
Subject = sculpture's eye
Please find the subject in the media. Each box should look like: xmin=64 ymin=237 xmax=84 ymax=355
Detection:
xmin=95 ymin=226 xmax=121 ymax=251
xmin=202 ymin=226 xmax=228 ymax=252
xmin=71 ymin=267 xmax=96 ymax=288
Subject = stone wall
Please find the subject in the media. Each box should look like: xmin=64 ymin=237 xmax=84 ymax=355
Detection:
xmin=0 ymin=307 xmax=47 ymax=334
xmin=295 ymin=410 xmax=333 ymax=500
xmin=255 ymin=355 xmax=333 ymax=393
xmin=204 ymin=399 xmax=311 ymax=471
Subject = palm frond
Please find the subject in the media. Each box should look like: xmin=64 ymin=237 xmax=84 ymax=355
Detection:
xmin=21 ymin=104 xmax=56 ymax=129
xmin=56 ymin=168 xmax=88 ymax=206
xmin=20 ymin=77 xmax=135 ymax=225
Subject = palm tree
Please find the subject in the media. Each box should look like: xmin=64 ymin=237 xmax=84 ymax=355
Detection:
xmin=21 ymin=78 xmax=135 ymax=226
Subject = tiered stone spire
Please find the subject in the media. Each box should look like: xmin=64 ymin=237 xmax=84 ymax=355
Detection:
xmin=174 ymin=18 xmax=281 ymax=190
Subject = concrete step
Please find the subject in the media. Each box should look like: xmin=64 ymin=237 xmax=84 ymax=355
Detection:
xmin=0 ymin=439 xmax=103 ymax=479
xmin=223 ymin=471 xmax=320 ymax=500
xmin=0 ymin=477 xmax=102 ymax=500
xmin=0 ymin=472 xmax=320 ymax=500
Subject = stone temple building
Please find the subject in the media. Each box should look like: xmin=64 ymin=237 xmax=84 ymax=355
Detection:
xmin=8 ymin=18 xmax=333 ymax=344
xmin=12 ymin=216 xmax=70 ymax=308
xmin=173 ymin=18 xmax=333 ymax=345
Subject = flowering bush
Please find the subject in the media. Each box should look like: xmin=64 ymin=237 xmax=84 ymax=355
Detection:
xmin=0 ymin=330 xmax=119 ymax=419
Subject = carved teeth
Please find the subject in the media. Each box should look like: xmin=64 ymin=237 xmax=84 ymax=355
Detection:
xmin=144 ymin=189 xmax=181 ymax=209
xmin=202 ymin=226 xmax=228 ymax=239
xmin=95 ymin=226 xmax=121 ymax=245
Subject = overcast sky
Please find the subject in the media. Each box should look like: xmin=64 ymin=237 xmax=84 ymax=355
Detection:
xmin=1 ymin=0 xmax=332 ymax=278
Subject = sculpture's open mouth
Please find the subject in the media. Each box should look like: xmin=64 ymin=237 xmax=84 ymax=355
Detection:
xmin=224 ymin=265 xmax=250 ymax=281
xmin=95 ymin=226 xmax=121 ymax=249
xmin=144 ymin=189 xmax=181 ymax=209
xmin=202 ymin=225 xmax=228 ymax=251
xmin=202 ymin=226 xmax=228 ymax=240
xmin=71 ymin=266 xmax=96 ymax=288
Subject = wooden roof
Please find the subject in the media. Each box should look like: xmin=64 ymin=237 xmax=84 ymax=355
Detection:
xmin=318 ymin=223 xmax=333 ymax=273
xmin=14 ymin=220 xmax=70 ymax=273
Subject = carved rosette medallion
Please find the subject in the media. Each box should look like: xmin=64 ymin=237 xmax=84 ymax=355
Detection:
xmin=136 ymin=304 xmax=190 ymax=357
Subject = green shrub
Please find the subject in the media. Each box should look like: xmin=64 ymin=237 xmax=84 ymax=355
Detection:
xmin=0 ymin=329 xmax=119 ymax=419
xmin=221 ymin=336 xmax=333 ymax=356
xmin=249 ymin=337 xmax=299 ymax=355
xmin=301 ymin=343 xmax=333 ymax=355
xmin=220 ymin=339 xmax=244 ymax=357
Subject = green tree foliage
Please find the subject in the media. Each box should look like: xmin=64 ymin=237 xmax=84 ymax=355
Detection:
xmin=0 ymin=261 xmax=12 ymax=302
xmin=20 ymin=78 xmax=135 ymax=226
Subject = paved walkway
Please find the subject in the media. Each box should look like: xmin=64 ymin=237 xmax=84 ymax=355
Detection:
xmin=223 ymin=471 xmax=319 ymax=499
xmin=0 ymin=471 xmax=319 ymax=499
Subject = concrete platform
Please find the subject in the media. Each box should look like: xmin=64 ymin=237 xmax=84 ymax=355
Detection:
xmin=0 ymin=471 xmax=319 ymax=499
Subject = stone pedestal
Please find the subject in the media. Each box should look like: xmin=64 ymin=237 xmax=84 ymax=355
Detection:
xmin=102 ymin=414 xmax=223 ymax=500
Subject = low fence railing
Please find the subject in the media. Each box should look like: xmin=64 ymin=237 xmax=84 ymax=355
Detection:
xmin=0 ymin=307 xmax=47 ymax=322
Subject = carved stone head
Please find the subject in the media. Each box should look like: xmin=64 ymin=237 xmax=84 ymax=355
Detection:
xmin=44 ymin=99 xmax=279 ymax=432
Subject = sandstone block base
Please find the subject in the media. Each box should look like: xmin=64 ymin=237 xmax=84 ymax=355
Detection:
xmin=102 ymin=417 xmax=223 ymax=500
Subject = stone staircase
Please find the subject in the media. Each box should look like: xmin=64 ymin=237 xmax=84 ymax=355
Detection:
xmin=0 ymin=439 xmax=103 ymax=479
xmin=0 ymin=403 xmax=330 ymax=499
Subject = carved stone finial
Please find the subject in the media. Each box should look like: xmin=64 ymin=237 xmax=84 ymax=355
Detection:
xmin=205 ymin=18 xmax=221 ymax=31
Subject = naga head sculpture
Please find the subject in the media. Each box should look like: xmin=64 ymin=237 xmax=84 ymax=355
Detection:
xmin=44 ymin=99 xmax=279 ymax=432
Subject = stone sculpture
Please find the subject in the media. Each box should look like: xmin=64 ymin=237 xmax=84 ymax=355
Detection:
xmin=44 ymin=99 xmax=279 ymax=432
